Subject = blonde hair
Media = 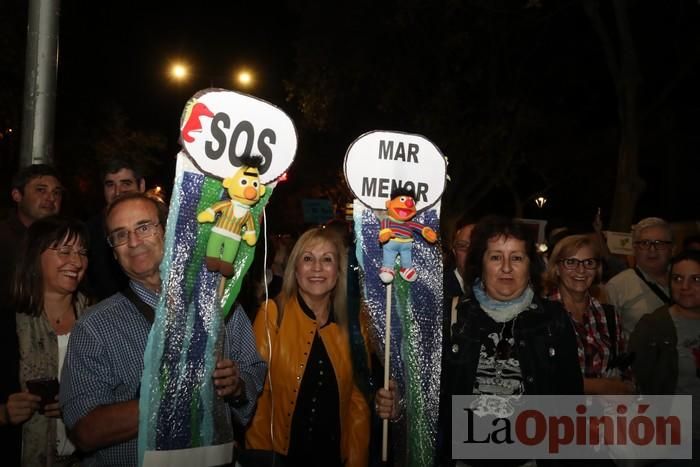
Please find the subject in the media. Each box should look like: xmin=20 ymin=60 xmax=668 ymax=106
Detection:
xmin=543 ymin=234 xmax=601 ymax=294
xmin=280 ymin=227 xmax=348 ymax=328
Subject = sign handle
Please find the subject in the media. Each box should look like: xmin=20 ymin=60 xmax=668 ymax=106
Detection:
xmin=217 ymin=277 xmax=225 ymax=297
xmin=382 ymin=283 xmax=392 ymax=462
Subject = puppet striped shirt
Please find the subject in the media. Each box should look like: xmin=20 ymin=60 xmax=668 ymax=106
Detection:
xmin=380 ymin=218 xmax=424 ymax=240
xmin=206 ymin=201 xmax=255 ymax=237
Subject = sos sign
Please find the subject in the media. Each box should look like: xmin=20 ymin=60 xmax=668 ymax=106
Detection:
xmin=179 ymin=89 xmax=297 ymax=183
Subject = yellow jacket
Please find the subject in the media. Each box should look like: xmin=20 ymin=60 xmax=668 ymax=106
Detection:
xmin=245 ymin=296 xmax=370 ymax=467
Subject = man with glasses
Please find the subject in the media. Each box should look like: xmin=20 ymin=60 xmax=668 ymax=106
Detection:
xmin=606 ymin=217 xmax=674 ymax=338
xmin=60 ymin=192 xmax=266 ymax=465
xmin=445 ymin=215 xmax=476 ymax=298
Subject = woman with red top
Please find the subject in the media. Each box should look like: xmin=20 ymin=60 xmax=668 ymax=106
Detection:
xmin=544 ymin=234 xmax=635 ymax=394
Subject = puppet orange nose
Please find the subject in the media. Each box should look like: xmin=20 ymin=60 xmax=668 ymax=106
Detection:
xmin=244 ymin=186 xmax=258 ymax=200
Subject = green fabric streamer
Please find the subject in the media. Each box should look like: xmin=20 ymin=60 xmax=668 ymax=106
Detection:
xmin=218 ymin=184 xmax=274 ymax=315
xmin=395 ymin=279 xmax=431 ymax=466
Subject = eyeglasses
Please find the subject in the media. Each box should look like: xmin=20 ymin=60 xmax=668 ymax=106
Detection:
xmin=559 ymin=257 xmax=600 ymax=270
xmin=49 ymin=246 xmax=88 ymax=259
xmin=634 ymin=240 xmax=672 ymax=251
xmin=107 ymin=222 xmax=160 ymax=247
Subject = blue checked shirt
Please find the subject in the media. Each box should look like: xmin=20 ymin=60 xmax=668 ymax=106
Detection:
xmin=60 ymin=281 xmax=266 ymax=466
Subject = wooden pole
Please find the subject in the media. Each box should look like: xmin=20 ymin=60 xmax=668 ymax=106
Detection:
xmin=217 ymin=276 xmax=226 ymax=299
xmin=382 ymin=283 xmax=392 ymax=462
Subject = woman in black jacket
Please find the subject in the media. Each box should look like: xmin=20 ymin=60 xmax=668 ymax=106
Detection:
xmin=378 ymin=216 xmax=582 ymax=466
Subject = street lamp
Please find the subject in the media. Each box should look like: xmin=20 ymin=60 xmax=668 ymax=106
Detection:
xmin=169 ymin=62 xmax=190 ymax=82
xmin=534 ymin=196 xmax=548 ymax=208
xmin=235 ymin=68 xmax=255 ymax=88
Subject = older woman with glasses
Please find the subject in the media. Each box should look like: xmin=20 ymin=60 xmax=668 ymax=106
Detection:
xmin=544 ymin=234 xmax=635 ymax=395
xmin=5 ymin=216 xmax=91 ymax=466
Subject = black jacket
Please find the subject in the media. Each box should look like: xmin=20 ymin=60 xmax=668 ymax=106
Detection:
xmin=446 ymin=294 xmax=583 ymax=396
xmin=439 ymin=293 xmax=583 ymax=466
xmin=629 ymin=305 xmax=678 ymax=395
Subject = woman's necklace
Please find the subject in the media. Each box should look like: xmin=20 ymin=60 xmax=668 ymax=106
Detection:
xmin=493 ymin=318 xmax=516 ymax=383
xmin=495 ymin=319 xmax=516 ymax=361
xmin=45 ymin=306 xmax=73 ymax=325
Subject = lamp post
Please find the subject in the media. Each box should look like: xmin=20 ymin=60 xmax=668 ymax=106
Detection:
xmin=20 ymin=0 xmax=60 ymax=166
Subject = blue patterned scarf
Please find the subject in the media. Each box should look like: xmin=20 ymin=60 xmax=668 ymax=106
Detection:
xmin=472 ymin=279 xmax=534 ymax=323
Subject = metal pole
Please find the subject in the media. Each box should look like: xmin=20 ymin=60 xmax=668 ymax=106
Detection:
xmin=20 ymin=0 xmax=61 ymax=167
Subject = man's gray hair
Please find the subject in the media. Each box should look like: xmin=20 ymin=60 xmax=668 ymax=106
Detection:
xmin=631 ymin=217 xmax=672 ymax=242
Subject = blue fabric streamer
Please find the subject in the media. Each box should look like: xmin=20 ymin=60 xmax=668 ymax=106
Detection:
xmin=353 ymin=201 xmax=443 ymax=466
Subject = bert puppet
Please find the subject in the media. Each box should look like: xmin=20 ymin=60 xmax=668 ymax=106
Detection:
xmin=197 ymin=155 xmax=265 ymax=277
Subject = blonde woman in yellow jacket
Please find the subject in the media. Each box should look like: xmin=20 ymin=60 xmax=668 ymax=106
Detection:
xmin=245 ymin=227 xmax=370 ymax=467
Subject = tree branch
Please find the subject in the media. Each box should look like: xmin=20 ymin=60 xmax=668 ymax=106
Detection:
xmin=582 ymin=0 xmax=621 ymax=83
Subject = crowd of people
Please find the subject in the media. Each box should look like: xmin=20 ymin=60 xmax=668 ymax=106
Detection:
xmin=0 ymin=161 xmax=698 ymax=467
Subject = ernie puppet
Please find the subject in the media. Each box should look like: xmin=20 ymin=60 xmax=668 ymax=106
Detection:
xmin=197 ymin=154 xmax=266 ymax=277
xmin=378 ymin=187 xmax=437 ymax=284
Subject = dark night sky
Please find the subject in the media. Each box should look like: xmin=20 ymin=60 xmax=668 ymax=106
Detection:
xmin=47 ymin=1 xmax=300 ymax=221
xmin=58 ymin=1 xmax=295 ymax=144
xmin=3 ymin=0 xmax=699 ymax=233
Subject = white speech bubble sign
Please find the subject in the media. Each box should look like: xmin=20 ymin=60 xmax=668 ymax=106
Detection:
xmin=344 ymin=130 xmax=447 ymax=211
xmin=179 ymin=88 xmax=297 ymax=184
